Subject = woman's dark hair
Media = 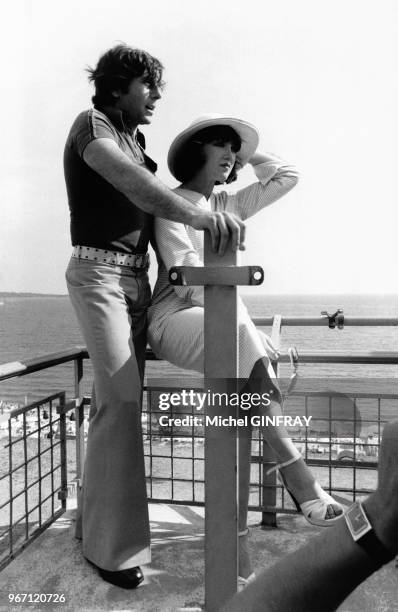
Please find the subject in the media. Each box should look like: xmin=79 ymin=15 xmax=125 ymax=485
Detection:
xmin=86 ymin=44 xmax=164 ymax=107
xmin=173 ymin=125 xmax=242 ymax=184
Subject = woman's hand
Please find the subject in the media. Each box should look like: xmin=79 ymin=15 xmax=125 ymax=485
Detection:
xmin=234 ymin=157 xmax=244 ymax=172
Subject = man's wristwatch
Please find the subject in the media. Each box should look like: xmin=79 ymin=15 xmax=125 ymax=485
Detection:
xmin=344 ymin=501 xmax=395 ymax=566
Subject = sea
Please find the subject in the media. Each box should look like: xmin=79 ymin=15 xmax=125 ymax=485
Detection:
xmin=1 ymin=294 xmax=398 ymax=425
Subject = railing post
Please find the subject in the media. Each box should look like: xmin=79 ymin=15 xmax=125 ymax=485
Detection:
xmin=58 ymin=393 xmax=68 ymax=510
xmin=7 ymin=418 xmax=13 ymax=561
xmin=74 ymin=357 xmax=85 ymax=510
xmin=203 ymin=234 xmax=239 ymax=610
xmin=261 ymin=315 xmax=281 ymax=527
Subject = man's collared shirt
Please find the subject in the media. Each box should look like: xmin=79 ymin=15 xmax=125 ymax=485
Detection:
xmin=64 ymin=106 xmax=157 ymax=254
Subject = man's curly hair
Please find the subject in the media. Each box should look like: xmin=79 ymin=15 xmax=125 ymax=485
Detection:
xmin=87 ymin=44 xmax=164 ymax=107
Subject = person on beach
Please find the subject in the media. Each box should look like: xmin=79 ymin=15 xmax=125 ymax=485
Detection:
xmin=64 ymin=46 xmax=245 ymax=589
xmin=225 ymin=419 xmax=398 ymax=611
xmin=147 ymin=114 xmax=343 ymax=584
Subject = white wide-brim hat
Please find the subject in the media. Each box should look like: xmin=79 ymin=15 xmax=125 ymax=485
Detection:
xmin=167 ymin=113 xmax=259 ymax=179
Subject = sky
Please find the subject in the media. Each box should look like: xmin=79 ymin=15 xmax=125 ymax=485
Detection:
xmin=1 ymin=0 xmax=398 ymax=294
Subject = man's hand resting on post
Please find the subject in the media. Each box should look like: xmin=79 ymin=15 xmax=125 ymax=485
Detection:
xmin=189 ymin=210 xmax=246 ymax=255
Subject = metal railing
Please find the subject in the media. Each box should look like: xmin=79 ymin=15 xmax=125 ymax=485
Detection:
xmin=143 ymin=383 xmax=392 ymax=511
xmin=1 ymin=320 xmax=397 ymax=579
xmin=0 ymin=392 xmax=68 ymax=570
xmin=0 ymin=350 xmax=86 ymax=570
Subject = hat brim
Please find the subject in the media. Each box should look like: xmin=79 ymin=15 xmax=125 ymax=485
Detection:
xmin=167 ymin=116 xmax=259 ymax=180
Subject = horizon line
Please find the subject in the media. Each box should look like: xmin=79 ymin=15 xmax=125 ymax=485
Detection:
xmin=1 ymin=291 xmax=398 ymax=298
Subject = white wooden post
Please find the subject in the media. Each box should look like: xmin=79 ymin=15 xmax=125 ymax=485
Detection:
xmin=204 ymin=233 xmax=239 ymax=610
xmin=169 ymin=236 xmax=263 ymax=611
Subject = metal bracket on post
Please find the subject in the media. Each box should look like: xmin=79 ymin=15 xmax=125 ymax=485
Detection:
xmin=169 ymin=239 xmax=264 ymax=611
xmin=169 ymin=265 xmax=264 ymax=287
xmin=321 ymin=309 xmax=344 ymax=329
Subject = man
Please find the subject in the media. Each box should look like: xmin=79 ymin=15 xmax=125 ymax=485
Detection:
xmin=64 ymin=44 xmax=245 ymax=589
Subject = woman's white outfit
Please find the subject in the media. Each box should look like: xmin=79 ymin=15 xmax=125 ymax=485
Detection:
xmin=148 ymin=155 xmax=299 ymax=378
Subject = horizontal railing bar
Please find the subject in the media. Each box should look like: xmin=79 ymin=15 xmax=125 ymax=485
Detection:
xmin=3 ymin=416 xmax=61 ymax=434
xmin=0 ymin=469 xmax=62 ymax=508
xmin=0 ymin=445 xmax=62 ymax=483
xmin=147 ymin=476 xmax=204 ymax=483
xmin=4 ymin=431 xmax=61 ymax=450
xmin=1 ymin=460 xmax=61 ymax=488
xmin=4 ymin=418 xmax=61 ymax=439
xmin=145 ymin=454 xmax=204 ymax=459
xmin=147 ymin=498 xmax=205 ymax=507
xmin=6 ymin=499 xmax=44 ymax=520
xmin=0 ymin=347 xmax=88 ymax=382
xmin=2 ymin=485 xmax=61 ymax=514
xmin=0 ymin=494 xmax=57 ymax=522
xmin=279 ymin=352 xmax=398 ymax=364
xmin=288 ymin=389 xmax=398 ymax=398
xmin=3 ymin=422 xmax=60 ymax=441
xmin=0 ymin=498 xmax=62 ymax=543
xmin=1 ymin=333 xmax=398 ymax=383
xmin=8 ymin=393 xmax=65 ymax=418
xmin=252 ymin=316 xmax=398 ymax=326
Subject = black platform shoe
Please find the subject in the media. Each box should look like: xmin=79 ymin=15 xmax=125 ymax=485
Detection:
xmin=88 ymin=561 xmax=144 ymax=589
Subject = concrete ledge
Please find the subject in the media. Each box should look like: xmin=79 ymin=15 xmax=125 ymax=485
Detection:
xmin=0 ymin=504 xmax=397 ymax=611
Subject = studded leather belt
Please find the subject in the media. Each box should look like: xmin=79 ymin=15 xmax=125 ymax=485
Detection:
xmin=72 ymin=245 xmax=149 ymax=269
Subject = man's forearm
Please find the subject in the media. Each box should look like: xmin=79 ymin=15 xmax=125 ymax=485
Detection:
xmin=83 ymin=138 xmax=197 ymax=224
xmin=118 ymin=157 xmax=197 ymax=222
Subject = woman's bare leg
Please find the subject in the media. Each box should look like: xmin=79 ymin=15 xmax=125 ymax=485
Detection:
xmin=247 ymin=358 xmax=342 ymax=511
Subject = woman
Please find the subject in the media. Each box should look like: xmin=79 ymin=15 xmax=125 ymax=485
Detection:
xmin=148 ymin=114 xmax=343 ymax=583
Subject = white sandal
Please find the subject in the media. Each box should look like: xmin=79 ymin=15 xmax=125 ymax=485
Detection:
xmin=267 ymin=454 xmax=343 ymax=527
xmin=238 ymin=528 xmax=256 ymax=590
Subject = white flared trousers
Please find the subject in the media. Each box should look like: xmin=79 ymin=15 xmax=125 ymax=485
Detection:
xmin=66 ymin=257 xmax=151 ymax=571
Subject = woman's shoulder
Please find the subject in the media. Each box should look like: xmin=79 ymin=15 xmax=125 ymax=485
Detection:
xmin=174 ymin=187 xmax=210 ymax=210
